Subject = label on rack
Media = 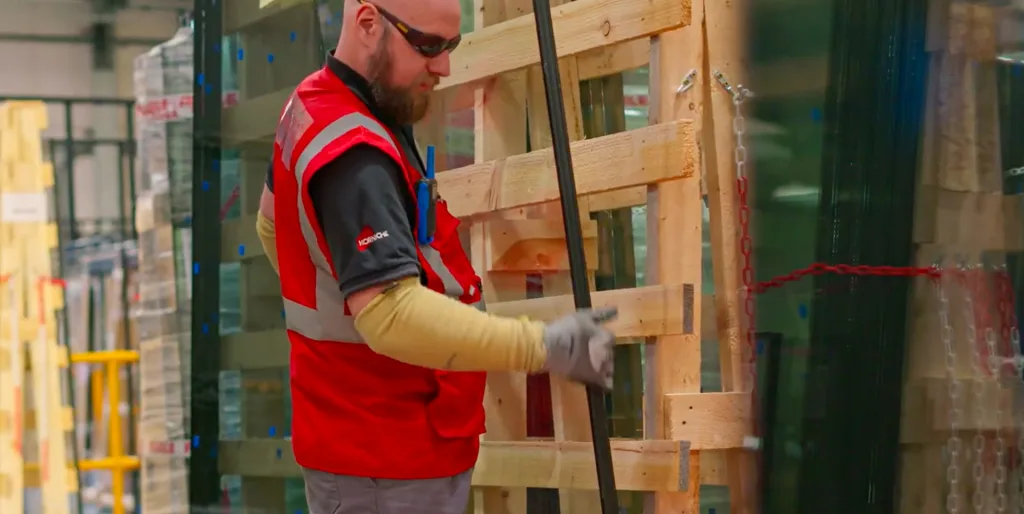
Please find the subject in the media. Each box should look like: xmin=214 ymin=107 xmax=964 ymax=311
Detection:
xmin=147 ymin=439 xmax=192 ymax=456
xmin=1 ymin=192 xmax=48 ymax=222
xmin=135 ymin=90 xmax=240 ymax=123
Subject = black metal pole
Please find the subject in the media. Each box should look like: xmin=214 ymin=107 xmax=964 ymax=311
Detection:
xmin=527 ymin=1 xmax=619 ymax=512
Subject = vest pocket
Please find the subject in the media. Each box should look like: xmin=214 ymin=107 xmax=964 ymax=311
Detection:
xmin=427 ymin=371 xmax=487 ymax=439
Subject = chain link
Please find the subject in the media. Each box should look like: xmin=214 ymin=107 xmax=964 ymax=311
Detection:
xmin=941 ymin=269 xmax=962 ymax=514
xmin=961 ymin=266 xmax=987 ymax=514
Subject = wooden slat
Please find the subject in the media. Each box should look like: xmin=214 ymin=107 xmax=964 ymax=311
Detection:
xmin=665 ymin=392 xmax=751 ymax=450
xmin=472 ymin=440 xmax=690 ymax=492
xmin=217 ymin=438 xmax=691 ymax=491
xmin=441 ymin=0 xmax=691 ymax=90
xmin=488 ymin=284 xmax=693 ymax=338
xmin=440 ymin=120 xmax=697 ymax=218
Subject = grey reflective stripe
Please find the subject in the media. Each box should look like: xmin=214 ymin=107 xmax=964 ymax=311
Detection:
xmin=284 ymin=112 xmax=469 ymax=343
xmin=283 ymin=298 xmax=363 ymax=342
xmin=421 ymin=246 xmax=463 ymax=297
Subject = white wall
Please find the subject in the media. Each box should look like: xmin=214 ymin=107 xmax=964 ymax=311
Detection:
xmin=0 ymin=0 xmax=185 ymax=231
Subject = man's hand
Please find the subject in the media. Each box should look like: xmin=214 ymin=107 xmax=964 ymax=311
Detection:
xmin=541 ymin=308 xmax=618 ymax=390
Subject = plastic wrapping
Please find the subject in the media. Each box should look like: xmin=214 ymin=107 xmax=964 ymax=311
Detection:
xmin=132 ymin=26 xmax=195 ymax=514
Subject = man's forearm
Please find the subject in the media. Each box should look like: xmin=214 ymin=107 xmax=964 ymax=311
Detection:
xmin=354 ymin=277 xmax=548 ymax=372
xmin=256 ymin=211 xmax=280 ymax=274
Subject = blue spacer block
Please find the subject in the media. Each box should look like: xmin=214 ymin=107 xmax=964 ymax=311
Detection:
xmin=212 ymin=159 xmax=220 ymax=172
xmin=237 ymin=48 xmax=244 ymax=61
xmin=197 ymin=73 xmax=204 ymax=86
xmin=238 ymin=244 xmax=245 ymax=256
xmin=201 ymin=323 xmax=209 ymax=335
xmin=290 ymin=31 xmax=297 ymax=42
xmin=798 ymin=303 xmax=808 ymax=319
xmin=269 ymin=426 xmax=277 ymax=437
xmin=267 ymin=53 xmax=275 ymax=63
xmin=202 ymin=180 xmax=210 ymax=191
xmin=192 ymin=435 xmax=200 ymax=448
xmin=205 ymin=84 xmax=213 ymax=95
xmin=192 ymin=263 xmax=200 ymax=275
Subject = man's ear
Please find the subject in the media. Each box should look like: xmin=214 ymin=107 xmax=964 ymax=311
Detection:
xmin=353 ymin=3 xmax=381 ymax=40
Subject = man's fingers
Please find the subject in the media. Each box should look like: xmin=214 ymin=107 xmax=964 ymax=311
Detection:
xmin=589 ymin=307 xmax=619 ymax=324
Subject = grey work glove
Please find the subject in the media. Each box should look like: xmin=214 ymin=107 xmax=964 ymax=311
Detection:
xmin=542 ymin=307 xmax=619 ymax=390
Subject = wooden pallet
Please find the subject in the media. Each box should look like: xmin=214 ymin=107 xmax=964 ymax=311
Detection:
xmin=214 ymin=0 xmax=760 ymax=512
xmin=0 ymin=101 xmax=74 ymax=514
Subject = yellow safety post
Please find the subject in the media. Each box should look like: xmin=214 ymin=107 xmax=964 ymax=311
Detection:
xmin=71 ymin=349 xmax=140 ymax=514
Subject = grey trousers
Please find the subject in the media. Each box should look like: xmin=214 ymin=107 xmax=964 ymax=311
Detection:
xmin=302 ymin=467 xmax=473 ymax=514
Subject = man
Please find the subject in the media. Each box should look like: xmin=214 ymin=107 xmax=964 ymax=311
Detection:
xmin=255 ymin=0 xmax=619 ymax=512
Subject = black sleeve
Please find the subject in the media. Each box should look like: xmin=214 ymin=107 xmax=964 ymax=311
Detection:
xmin=308 ymin=144 xmax=420 ymax=298
xmin=265 ymin=161 xmax=274 ymax=192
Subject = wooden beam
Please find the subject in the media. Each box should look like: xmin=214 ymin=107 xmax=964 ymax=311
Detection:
xmin=473 ymin=440 xmax=691 ymax=492
xmin=645 ymin=0 xmax=706 ymax=510
xmin=702 ymin=0 xmax=756 ymax=511
xmin=440 ymin=0 xmax=691 ymax=91
xmin=665 ymin=392 xmax=752 ymax=450
xmin=217 ymin=438 xmax=690 ymax=492
xmin=488 ymin=284 xmax=694 ymax=339
xmin=440 ymin=120 xmax=697 ymax=218
xmin=468 ymin=0 xmax=532 ymax=510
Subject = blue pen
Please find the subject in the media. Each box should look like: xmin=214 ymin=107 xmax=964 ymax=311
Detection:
xmin=416 ymin=146 xmax=437 ymax=245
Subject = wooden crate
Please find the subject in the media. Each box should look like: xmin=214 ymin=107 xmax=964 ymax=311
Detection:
xmin=899 ymin=2 xmax=1024 ymax=513
xmin=0 ymin=101 xmax=74 ymax=514
xmin=216 ymin=0 xmax=762 ymax=512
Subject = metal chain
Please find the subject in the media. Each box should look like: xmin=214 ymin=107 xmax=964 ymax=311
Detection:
xmin=961 ymin=265 xmax=987 ymax=514
xmin=714 ymin=70 xmax=756 ymax=388
xmin=941 ymin=269 xmax=963 ymax=514
xmin=995 ymin=267 xmax=1024 ymax=513
xmin=988 ymin=266 xmax=1008 ymax=514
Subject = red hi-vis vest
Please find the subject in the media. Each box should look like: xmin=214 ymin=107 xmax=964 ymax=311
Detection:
xmin=273 ymin=68 xmax=486 ymax=479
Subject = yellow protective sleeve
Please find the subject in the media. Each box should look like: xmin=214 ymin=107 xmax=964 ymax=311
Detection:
xmin=354 ymin=277 xmax=548 ymax=372
xmin=255 ymin=211 xmax=280 ymax=274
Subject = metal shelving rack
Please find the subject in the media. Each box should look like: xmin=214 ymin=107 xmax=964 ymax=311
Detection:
xmin=189 ymin=1 xmax=324 ymax=511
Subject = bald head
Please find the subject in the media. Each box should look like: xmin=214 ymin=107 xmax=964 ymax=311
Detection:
xmin=335 ymin=0 xmax=462 ymax=124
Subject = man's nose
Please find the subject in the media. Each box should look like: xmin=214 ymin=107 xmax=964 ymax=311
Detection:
xmin=428 ymin=52 xmax=451 ymax=78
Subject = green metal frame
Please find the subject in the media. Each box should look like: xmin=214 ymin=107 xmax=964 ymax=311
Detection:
xmin=188 ymin=0 xmax=224 ymax=508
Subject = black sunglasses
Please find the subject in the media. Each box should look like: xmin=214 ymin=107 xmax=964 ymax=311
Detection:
xmin=357 ymin=0 xmax=461 ymax=58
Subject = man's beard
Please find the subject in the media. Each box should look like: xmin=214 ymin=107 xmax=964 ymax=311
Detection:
xmin=367 ymin=36 xmax=432 ymax=125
